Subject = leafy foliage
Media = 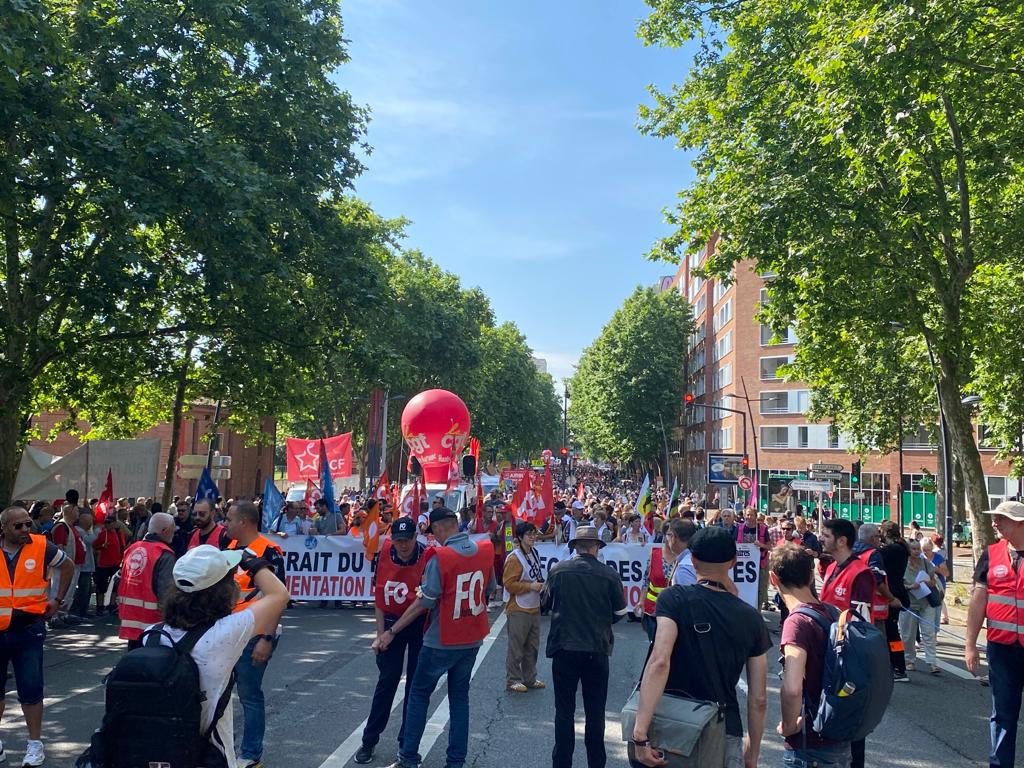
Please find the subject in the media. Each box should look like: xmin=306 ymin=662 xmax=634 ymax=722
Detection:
xmin=569 ymin=286 xmax=693 ymax=466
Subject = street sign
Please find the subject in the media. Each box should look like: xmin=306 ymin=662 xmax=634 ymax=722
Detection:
xmin=789 ymin=479 xmax=834 ymax=493
xmin=809 ymin=471 xmax=843 ymax=481
xmin=179 ymin=454 xmax=232 ymax=467
xmin=177 ymin=467 xmax=231 ymax=480
xmin=810 ymin=463 xmax=844 ymax=472
xmin=853 ymin=491 xmax=866 ymax=500
xmin=738 ymin=476 xmax=752 ymax=491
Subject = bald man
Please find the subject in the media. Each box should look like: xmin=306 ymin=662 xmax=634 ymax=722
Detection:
xmin=117 ymin=512 xmax=176 ymax=648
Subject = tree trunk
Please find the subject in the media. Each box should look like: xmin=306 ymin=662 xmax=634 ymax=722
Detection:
xmin=161 ymin=340 xmax=194 ymax=509
xmin=936 ymin=444 xmax=948 ymax=539
xmin=939 ymin=376 xmax=995 ymax=558
xmin=0 ymin=405 xmax=22 ymax=505
xmin=952 ymin=455 xmax=967 ymax=523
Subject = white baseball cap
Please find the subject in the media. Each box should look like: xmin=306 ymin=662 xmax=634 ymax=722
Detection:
xmin=571 ymin=500 xmax=585 ymax=510
xmin=173 ymin=545 xmax=243 ymax=593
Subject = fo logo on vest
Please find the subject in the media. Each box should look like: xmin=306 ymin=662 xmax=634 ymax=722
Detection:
xmin=994 ymin=564 xmax=1010 ymax=578
xmin=383 ymin=580 xmax=410 ymax=605
xmin=126 ymin=548 xmax=149 ymax=578
xmin=453 ymin=570 xmax=486 ymax=619
xmin=23 ymin=559 xmax=36 ymax=572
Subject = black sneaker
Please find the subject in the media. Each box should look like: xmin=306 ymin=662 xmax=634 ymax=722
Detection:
xmin=893 ymin=672 xmax=910 ymax=683
xmin=354 ymin=744 xmax=374 ymax=764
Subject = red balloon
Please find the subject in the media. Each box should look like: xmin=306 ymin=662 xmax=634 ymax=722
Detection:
xmin=401 ymin=389 xmax=472 ymax=484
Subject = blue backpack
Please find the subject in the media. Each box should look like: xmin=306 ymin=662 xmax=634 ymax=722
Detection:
xmin=793 ymin=604 xmax=893 ymax=743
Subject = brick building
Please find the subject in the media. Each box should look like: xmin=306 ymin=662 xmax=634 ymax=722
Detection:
xmin=659 ymin=240 xmax=1018 ymax=528
xmin=30 ymin=404 xmax=275 ymax=500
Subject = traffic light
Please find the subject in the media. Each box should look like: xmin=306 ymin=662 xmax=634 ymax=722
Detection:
xmin=851 ymin=460 xmax=861 ymax=485
xmin=559 ymin=447 xmax=568 ymax=457
xmin=741 ymin=454 xmax=749 ymax=469
xmin=684 ymin=393 xmax=695 ymax=406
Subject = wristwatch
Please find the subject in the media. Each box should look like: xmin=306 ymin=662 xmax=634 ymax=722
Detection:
xmin=258 ymin=634 xmax=275 ymax=643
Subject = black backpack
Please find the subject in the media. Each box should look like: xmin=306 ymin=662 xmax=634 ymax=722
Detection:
xmin=79 ymin=623 xmax=233 ymax=768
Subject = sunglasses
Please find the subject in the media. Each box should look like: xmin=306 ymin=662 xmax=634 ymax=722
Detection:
xmin=11 ymin=521 xmax=32 ymax=530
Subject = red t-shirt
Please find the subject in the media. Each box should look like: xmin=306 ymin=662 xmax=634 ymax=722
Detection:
xmin=94 ymin=527 xmax=126 ymax=568
xmin=51 ymin=521 xmax=86 ymax=565
xmin=780 ymin=602 xmax=841 ymax=750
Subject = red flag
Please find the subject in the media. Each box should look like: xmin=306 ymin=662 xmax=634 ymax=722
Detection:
xmin=510 ymin=470 xmax=531 ymax=514
xmin=543 ymin=462 xmax=554 ymax=530
xmin=374 ymin=471 xmax=390 ymax=501
xmin=576 ymin=482 xmax=585 ymax=502
xmin=304 ymin=479 xmax=322 ymax=510
xmin=474 ymin=475 xmax=485 ymax=533
xmin=96 ymin=469 xmax=113 ymax=523
xmin=445 ymin=453 xmax=461 ymax=492
xmin=399 ymin=479 xmax=420 ymax=518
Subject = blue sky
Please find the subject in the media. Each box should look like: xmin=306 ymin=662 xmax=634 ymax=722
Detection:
xmin=338 ymin=0 xmax=696 ymax=384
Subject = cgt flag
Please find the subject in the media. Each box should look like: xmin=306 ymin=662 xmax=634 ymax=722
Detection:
xmin=96 ymin=468 xmax=114 ymax=523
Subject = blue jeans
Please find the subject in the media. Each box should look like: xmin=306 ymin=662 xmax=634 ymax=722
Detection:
xmin=234 ymin=635 xmax=279 ymax=761
xmin=783 ymin=745 xmax=851 ymax=767
xmin=398 ymin=644 xmax=479 ymax=768
xmin=988 ymin=641 xmax=1024 ymax=767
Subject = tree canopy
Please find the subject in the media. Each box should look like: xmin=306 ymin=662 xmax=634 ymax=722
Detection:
xmin=569 ymin=286 xmax=693 ymax=468
xmin=639 ymin=0 xmax=1024 ymax=549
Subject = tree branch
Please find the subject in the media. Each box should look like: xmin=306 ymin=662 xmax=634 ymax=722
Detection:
xmin=941 ymin=91 xmax=975 ymax=279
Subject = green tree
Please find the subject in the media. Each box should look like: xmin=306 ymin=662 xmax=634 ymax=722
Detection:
xmin=1 ymin=0 xmax=367 ymax=501
xmin=569 ymin=286 xmax=692 ymax=471
xmin=470 ymin=323 xmax=562 ymax=460
xmin=639 ymin=0 xmax=1024 ymax=551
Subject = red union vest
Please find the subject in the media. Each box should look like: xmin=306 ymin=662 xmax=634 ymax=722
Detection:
xmin=642 ymin=546 xmax=672 ymax=616
xmin=855 ymin=547 xmax=890 ymax=622
xmin=375 ymin=540 xmax=430 ymax=617
xmin=821 ymin=556 xmax=871 ymax=619
xmin=985 ymin=541 xmax=1024 ymax=646
xmin=228 ymin=535 xmax=283 ymax=613
xmin=435 ymin=539 xmax=494 ymax=645
xmin=0 ymin=535 xmax=51 ymax=631
xmin=188 ymin=523 xmax=226 ymax=551
xmin=118 ymin=539 xmax=173 ymax=640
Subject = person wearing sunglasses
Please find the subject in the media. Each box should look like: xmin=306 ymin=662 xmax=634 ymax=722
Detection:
xmin=0 ymin=505 xmax=76 ymax=766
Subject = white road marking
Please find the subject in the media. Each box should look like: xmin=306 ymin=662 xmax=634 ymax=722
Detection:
xmin=317 ymin=610 xmax=508 ymax=768
xmin=933 ymin=659 xmax=977 ymax=681
xmin=43 ymin=682 xmax=104 ymax=709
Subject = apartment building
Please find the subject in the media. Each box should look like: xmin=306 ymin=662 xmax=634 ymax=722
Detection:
xmin=659 ymin=242 xmax=1017 ymax=528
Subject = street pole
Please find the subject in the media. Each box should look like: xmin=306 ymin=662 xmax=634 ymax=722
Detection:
xmin=659 ymin=413 xmax=671 ymax=493
xmin=380 ymin=390 xmax=389 ymax=478
xmin=888 ymin=322 xmax=905 ymax=535
xmin=206 ymin=399 xmax=222 ymax=470
xmin=939 ymin=405 xmax=954 ymax=582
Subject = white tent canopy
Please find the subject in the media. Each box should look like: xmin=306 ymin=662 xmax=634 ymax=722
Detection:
xmin=13 ymin=439 xmax=161 ymax=502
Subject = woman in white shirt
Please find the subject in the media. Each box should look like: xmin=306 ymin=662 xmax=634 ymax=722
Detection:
xmin=158 ymin=545 xmax=290 ymax=767
xmin=617 ymin=514 xmax=651 ymax=544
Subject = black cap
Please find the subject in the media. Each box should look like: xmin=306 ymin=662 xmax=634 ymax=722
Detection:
xmin=689 ymin=526 xmax=737 ymax=564
xmin=391 ymin=517 xmax=417 ymax=541
xmin=427 ymin=506 xmax=458 ymax=533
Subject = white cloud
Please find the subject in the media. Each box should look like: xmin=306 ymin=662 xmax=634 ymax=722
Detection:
xmin=533 ymin=350 xmax=579 ymax=386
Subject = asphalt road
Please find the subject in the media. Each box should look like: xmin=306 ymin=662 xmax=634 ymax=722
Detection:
xmin=18 ymin=602 xmax=1017 ymax=768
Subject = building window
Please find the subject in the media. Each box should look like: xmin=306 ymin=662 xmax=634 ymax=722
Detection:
xmin=760 ymin=324 xmax=798 ymax=346
xmin=828 ymin=425 xmax=841 ymax=449
xmin=797 ymin=426 xmax=809 ymax=449
xmin=902 ymin=424 xmax=937 ymax=450
xmin=712 ymin=299 xmax=733 ymax=332
xmin=713 ymin=279 xmax=730 ymax=305
xmin=713 ymin=427 xmax=732 ymax=450
xmin=712 ymin=364 xmax=733 ymax=392
xmin=713 ymin=331 xmax=733 ymax=362
xmin=760 ymin=390 xmax=810 ymax=415
xmin=760 ymin=355 xmax=793 ymax=381
xmin=761 ymin=426 xmax=790 ymax=449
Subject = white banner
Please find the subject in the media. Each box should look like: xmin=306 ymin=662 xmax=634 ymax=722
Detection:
xmin=279 ymin=535 xmax=760 ymax=609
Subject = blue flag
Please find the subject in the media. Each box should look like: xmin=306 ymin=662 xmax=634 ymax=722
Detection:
xmin=319 ymin=439 xmax=337 ymax=514
xmin=262 ymin=476 xmax=285 ymax=532
xmin=195 ymin=467 xmax=220 ymax=506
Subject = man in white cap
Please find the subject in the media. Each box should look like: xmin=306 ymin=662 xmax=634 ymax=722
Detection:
xmin=966 ymin=500 xmax=1024 ymax=767
xmin=560 ymin=501 xmax=585 ymax=545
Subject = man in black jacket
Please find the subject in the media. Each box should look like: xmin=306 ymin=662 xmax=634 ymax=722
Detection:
xmin=541 ymin=526 xmax=627 ymax=768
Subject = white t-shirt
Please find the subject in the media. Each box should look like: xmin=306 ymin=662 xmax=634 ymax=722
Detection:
xmin=152 ymin=610 xmax=255 ymax=768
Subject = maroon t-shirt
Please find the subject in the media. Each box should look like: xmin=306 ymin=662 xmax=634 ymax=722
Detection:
xmin=51 ymin=521 xmax=86 ymax=565
xmin=780 ymin=602 xmax=842 ymax=750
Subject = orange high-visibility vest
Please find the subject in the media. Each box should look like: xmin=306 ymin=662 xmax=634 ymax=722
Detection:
xmin=227 ymin=536 xmax=283 ymax=612
xmin=0 ymin=535 xmax=51 ymax=631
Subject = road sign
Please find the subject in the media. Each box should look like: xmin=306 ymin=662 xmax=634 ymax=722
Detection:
xmin=177 ymin=467 xmax=231 ymax=480
xmin=179 ymin=454 xmax=232 ymax=467
xmin=809 ymin=471 xmax=843 ymax=481
xmin=810 ymin=463 xmax=844 ymax=472
xmin=853 ymin=491 xmax=866 ymax=500
xmin=789 ymin=479 xmax=834 ymax=493
xmin=738 ymin=476 xmax=752 ymax=491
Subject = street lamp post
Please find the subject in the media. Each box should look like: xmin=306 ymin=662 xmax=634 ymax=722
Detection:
xmin=727 ymin=381 xmax=761 ymax=509
xmin=888 ymin=322 xmax=907 ymax=535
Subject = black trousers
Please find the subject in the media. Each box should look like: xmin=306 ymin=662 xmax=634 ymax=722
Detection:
xmin=552 ymin=650 xmax=609 ymax=768
xmin=884 ymin=607 xmax=906 ymax=675
xmin=361 ymin=617 xmax=424 ymax=748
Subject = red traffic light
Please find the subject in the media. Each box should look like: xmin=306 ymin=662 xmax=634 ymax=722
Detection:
xmin=684 ymin=393 xmax=695 ymax=405
xmin=741 ymin=454 xmax=749 ymax=468
xmin=559 ymin=447 xmax=568 ymax=456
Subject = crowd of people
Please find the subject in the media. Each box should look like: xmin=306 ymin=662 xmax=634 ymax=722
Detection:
xmin=1 ymin=476 xmax=1022 ymax=768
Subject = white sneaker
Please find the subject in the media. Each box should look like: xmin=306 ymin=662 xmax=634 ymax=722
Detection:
xmin=21 ymin=741 xmax=43 ymax=767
